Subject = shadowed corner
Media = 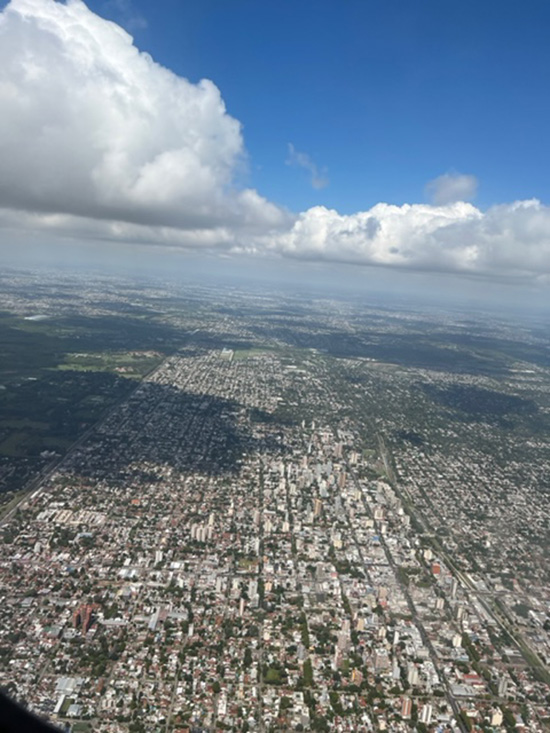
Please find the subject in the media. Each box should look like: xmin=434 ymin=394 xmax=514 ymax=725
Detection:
xmin=0 ymin=689 xmax=67 ymax=732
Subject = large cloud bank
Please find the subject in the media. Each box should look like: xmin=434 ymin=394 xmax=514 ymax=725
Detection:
xmin=0 ymin=0 xmax=286 ymax=242
xmin=1 ymin=0 xmax=550 ymax=280
xmin=260 ymin=199 xmax=550 ymax=278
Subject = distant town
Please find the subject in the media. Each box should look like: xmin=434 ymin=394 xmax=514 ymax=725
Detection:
xmin=1 ymin=268 xmax=550 ymax=732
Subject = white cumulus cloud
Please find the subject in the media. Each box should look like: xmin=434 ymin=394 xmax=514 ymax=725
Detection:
xmin=255 ymin=199 xmax=550 ymax=279
xmin=1 ymin=1 xmax=550 ymax=282
xmin=0 ymin=0 xmax=288 ymax=241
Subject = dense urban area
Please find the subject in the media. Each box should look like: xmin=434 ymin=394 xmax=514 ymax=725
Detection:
xmin=1 ymin=268 xmax=550 ymax=733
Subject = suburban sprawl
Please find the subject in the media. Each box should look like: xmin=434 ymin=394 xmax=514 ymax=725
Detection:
xmin=1 ymin=269 xmax=550 ymax=733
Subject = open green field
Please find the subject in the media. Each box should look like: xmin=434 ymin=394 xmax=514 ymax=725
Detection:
xmin=233 ymin=345 xmax=322 ymax=365
xmin=232 ymin=347 xmax=276 ymax=361
xmin=57 ymin=349 xmax=163 ymax=378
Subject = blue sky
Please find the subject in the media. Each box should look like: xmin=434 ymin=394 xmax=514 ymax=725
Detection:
xmin=1 ymin=0 xmax=550 ymax=288
xmin=90 ymin=0 xmax=550 ymax=214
